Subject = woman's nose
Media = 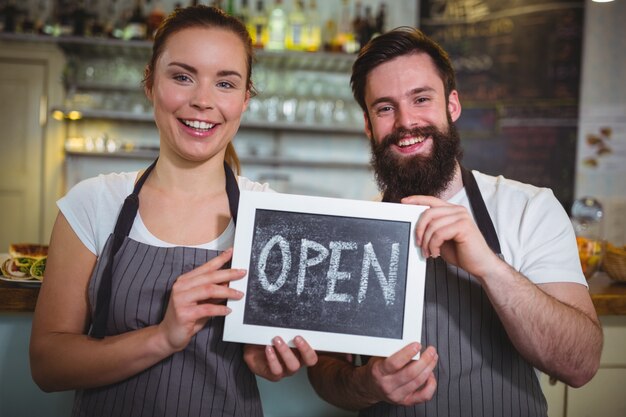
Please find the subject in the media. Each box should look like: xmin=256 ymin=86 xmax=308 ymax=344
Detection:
xmin=190 ymin=86 xmax=215 ymax=110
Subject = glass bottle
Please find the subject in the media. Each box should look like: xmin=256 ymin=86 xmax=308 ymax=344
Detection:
xmin=124 ymin=0 xmax=147 ymax=40
xmin=304 ymin=0 xmax=321 ymax=52
xmin=238 ymin=0 xmax=251 ymax=26
xmin=286 ymin=0 xmax=306 ymax=51
xmin=266 ymin=0 xmax=287 ymax=51
xmin=571 ymin=197 xmax=605 ymax=280
xmin=247 ymin=0 xmax=267 ymax=48
xmin=146 ymin=0 xmax=166 ymax=40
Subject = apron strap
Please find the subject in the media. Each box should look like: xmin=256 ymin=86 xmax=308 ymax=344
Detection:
xmin=91 ymin=159 xmax=157 ymax=338
xmin=460 ymin=166 xmax=501 ymax=254
xmin=224 ymin=161 xmax=239 ymax=225
xmin=91 ymin=159 xmax=240 ymax=339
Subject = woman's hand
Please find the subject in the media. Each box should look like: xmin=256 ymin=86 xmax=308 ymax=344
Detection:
xmin=158 ymin=248 xmax=245 ymax=353
xmin=244 ymin=336 xmax=318 ymax=381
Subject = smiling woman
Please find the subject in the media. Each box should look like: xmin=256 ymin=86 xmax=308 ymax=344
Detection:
xmin=29 ymin=5 xmax=316 ymax=417
xmin=145 ymin=26 xmax=251 ymax=165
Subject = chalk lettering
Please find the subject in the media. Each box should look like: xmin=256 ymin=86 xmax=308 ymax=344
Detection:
xmin=359 ymin=242 xmax=399 ymax=305
xmin=257 ymin=235 xmax=400 ymax=305
xmin=325 ymin=241 xmax=358 ymax=303
xmin=297 ymin=239 xmax=329 ymax=295
xmin=257 ymin=235 xmax=291 ymax=292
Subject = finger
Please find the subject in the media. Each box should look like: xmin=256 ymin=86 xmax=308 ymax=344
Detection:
xmin=379 ymin=342 xmax=421 ymax=376
xmin=401 ymin=195 xmax=447 ymax=207
xmin=387 ymin=347 xmax=439 ymax=403
xmin=172 ymin=278 xmax=244 ymax=306
xmin=183 ymin=303 xmax=232 ymax=322
xmin=272 ymin=337 xmax=301 ymax=374
xmin=401 ymin=373 xmax=438 ymax=405
xmin=421 ymin=214 xmax=465 ymax=258
xmin=264 ymin=345 xmax=285 ymax=377
xmin=293 ymin=335 xmax=318 ymax=366
xmin=176 ymin=267 xmax=247 ymax=291
xmin=182 ymin=248 xmax=235 ymax=279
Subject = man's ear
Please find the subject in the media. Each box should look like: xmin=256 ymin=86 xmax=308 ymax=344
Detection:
xmin=448 ymin=90 xmax=462 ymax=122
xmin=363 ymin=112 xmax=373 ymax=140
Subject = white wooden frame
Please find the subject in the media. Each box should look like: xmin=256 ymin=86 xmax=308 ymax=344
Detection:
xmin=224 ymin=191 xmax=427 ymax=358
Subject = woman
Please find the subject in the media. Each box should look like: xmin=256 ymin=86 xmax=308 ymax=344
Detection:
xmin=30 ymin=6 xmax=316 ymax=417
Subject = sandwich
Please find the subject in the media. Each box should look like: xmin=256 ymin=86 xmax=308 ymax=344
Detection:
xmin=1 ymin=243 xmax=48 ymax=281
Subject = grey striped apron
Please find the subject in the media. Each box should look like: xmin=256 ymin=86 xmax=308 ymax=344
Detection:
xmin=72 ymin=160 xmax=263 ymax=417
xmin=361 ymin=167 xmax=547 ymax=417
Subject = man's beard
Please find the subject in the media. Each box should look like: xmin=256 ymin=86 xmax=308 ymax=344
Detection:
xmin=370 ymin=116 xmax=462 ymax=203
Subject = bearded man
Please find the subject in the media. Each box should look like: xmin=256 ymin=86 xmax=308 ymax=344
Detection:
xmin=307 ymin=27 xmax=602 ymax=417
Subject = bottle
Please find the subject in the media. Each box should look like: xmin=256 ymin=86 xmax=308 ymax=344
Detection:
xmin=303 ymin=0 xmax=321 ymax=52
xmin=335 ymin=0 xmax=358 ymax=53
xmin=266 ymin=0 xmax=287 ymax=51
xmin=104 ymin=0 xmax=123 ymax=39
xmin=352 ymin=1 xmax=362 ymax=38
xmin=146 ymin=1 xmax=166 ymax=39
xmin=375 ymin=2 xmax=386 ymax=35
xmin=238 ymin=0 xmax=251 ymax=26
xmin=89 ymin=0 xmax=106 ymax=37
xmin=285 ymin=0 xmax=306 ymax=51
xmin=358 ymin=5 xmax=374 ymax=48
xmin=571 ymin=197 xmax=605 ymax=279
xmin=247 ymin=0 xmax=267 ymax=48
xmin=225 ymin=0 xmax=236 ymax=16
xmin=72 ymin=0 xmax=89 ymax=37
xmin=124 ymin=0 xmax=147 ymax=40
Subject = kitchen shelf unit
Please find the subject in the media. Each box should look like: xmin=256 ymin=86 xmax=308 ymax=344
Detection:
xmin=37 ymin=34 xmax=368 ymax=174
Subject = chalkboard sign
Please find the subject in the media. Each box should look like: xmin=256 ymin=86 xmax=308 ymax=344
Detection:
xmin=420 ymin=0 xmax=585 ymax=210
xmin=223 ymin=191 xmax=427 ymax=358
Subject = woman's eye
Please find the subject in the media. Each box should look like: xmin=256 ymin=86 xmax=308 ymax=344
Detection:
xmin=217 ymin=81 xmax=235 ymax=89
xmin=173 ymin=74 xmax=191 ymax=82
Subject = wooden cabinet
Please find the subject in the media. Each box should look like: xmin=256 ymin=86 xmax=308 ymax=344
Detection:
xmin=542 ymin=315 xmax=626 ymax=417
xmin=0 ymin=38 xmax=65 ymax=249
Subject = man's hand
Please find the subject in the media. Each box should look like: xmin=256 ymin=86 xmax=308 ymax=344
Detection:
xmin=357 ymin=343 xmax=438 ymax=407
xmin=244 ymin=336 xmax=318 ymax=381
xmin=402 ymin=195 xmax=501 ymax=280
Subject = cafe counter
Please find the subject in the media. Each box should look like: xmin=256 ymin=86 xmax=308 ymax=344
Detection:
xmin=2 ymin=273 xmax=626 ymax=314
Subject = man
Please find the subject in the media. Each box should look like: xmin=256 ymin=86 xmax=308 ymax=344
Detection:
xmin=307 ymin=27 xmax=602 ymax=417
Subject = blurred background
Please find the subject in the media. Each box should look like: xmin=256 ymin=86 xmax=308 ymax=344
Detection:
xmin=0 ymin=1 xmax=625 ymax=416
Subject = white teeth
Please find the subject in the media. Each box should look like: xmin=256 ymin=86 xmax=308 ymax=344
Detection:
xmin=183 ymin=119 xmax=215 ymax=130
xmin=398 ymin=137 xmax=425 ymax=147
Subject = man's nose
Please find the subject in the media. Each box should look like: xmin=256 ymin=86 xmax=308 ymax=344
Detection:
xmin=394 ymin=105 xmax=418 ymax=130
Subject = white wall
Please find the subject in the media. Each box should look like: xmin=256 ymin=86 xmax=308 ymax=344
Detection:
xmin=575 ymin=0 xmax=626 ymax=245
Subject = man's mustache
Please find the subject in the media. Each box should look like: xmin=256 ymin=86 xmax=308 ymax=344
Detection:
xmin=380 ymin=126 xmax=442 ymax=148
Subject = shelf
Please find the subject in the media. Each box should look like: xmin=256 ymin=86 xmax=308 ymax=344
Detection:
xmin=52 ymin=107 xmax=154 ymax=122
xmin=1 ymin=33 xmax=356 ymax=73
xmin=51 ymin=107 xmax=364 ymax=134
xmin=64 ymin=149 xmax=370 ymax=170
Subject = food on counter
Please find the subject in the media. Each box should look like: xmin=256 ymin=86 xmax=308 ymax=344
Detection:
xmin=605 ymin=243 xmax=626 ymax=282
xmin=576 ymin=236 xmax=604 ymax=280
xmin=0 ymin=243 xmax=48 ymax=281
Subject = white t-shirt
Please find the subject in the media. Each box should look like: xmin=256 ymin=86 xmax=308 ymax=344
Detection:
xmin=448 ymin=170 xmax=586 ymax=287
xmin=58 ymin=171 xmax=273 ymax=256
